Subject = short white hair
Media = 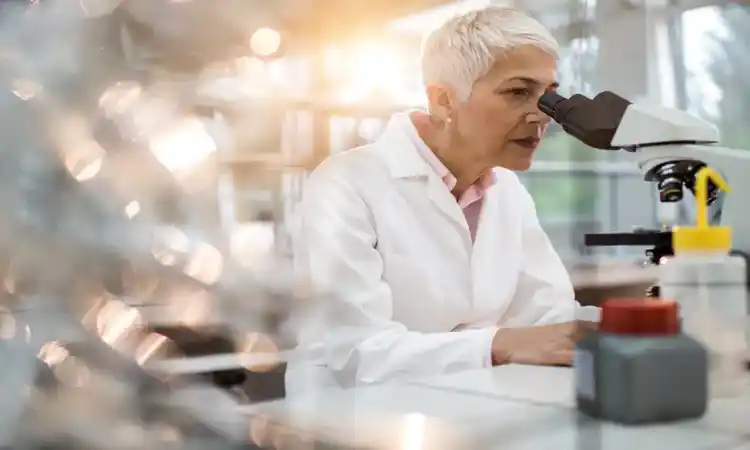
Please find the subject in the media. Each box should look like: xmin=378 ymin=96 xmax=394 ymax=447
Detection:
xmin=421 ymin=7 xmax=559 ymax=101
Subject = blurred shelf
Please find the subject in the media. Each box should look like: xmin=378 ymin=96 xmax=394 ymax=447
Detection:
xmin=568 ymin=261 xmax=658 ymax=288
xmin=195 ymin=89 xmax=417 ymax=117
xmin=218 ymin=153 xmax=321 ymax=172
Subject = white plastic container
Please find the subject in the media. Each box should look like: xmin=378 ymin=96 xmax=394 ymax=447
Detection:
xmin=658 ymin=167 xmax=748 ymax=398
xmin=659 ymin=252 xmax=747 ymax=397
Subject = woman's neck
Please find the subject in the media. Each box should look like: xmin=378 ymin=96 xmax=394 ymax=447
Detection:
xmin=412 ymin=113 xmax=488 ymax=197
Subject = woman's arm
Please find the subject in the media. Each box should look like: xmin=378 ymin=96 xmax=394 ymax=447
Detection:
xmin=291 ymin=161 xmax=497 ymax=387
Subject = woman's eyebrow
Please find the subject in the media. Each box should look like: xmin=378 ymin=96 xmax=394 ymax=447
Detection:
xmin=506 ymin=76 xmax=559 ymax=89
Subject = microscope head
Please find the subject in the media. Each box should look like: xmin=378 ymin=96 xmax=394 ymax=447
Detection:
xmin=538 ymin=91 xmax=722 ymax=204
xmin=538 ymin=91 xmax=720 ymax=150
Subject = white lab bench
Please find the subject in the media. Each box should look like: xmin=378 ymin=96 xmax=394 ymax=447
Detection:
xmin=241 ymin=365 xmax=750 ymax=449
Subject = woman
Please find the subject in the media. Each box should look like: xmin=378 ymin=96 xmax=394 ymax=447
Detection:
xmin=288 ymin=7 xmax=593 ymax=394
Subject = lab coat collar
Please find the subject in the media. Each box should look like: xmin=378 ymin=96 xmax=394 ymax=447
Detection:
xmin=375 ymin=112 xmax=433 ymax=179
xmin=375 ymin=112 xmax=474 ymax=251
xmin=375 ymin=112 xmax=498 ymax=190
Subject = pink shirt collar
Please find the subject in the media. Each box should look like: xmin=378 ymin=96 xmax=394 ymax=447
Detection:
xmin=404 ymin=112 xmax=496 ymax=208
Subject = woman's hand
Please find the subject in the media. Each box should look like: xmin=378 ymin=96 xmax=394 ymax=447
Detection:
xmin=491 ymin=321 xmax=597 ymax=366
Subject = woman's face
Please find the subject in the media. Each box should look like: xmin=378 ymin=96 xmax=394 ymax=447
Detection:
xmin=441 ymin=45 xmax=559 ymax=171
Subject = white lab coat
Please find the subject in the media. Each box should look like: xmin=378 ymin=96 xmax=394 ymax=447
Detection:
xmin=287 ymin=112 xmax=579 ymax=395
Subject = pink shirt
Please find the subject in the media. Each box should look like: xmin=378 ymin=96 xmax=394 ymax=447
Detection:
xmin=405 ymin=114 xmax=495 ymax=242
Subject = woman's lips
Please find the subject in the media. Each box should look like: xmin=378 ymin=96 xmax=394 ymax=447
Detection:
xmin=511 ymin=137 xmax=540 ymax=149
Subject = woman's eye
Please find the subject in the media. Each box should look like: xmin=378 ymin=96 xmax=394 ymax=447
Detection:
xmin=508 ymin=88 xmax=530 ymax=98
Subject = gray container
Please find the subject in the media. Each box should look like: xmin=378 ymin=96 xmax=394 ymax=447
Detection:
xmin=575 ymin=299 xmax=709 ymax=425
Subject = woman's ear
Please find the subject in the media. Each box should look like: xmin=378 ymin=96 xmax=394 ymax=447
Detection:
xmin=425 ymin=83 xmax=457 ymax=123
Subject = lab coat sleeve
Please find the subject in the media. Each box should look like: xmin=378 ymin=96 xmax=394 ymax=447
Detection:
xmin=293 ymin=165 xmax=497 ymax=387
xmin=506 ymin=188 xmax=580 ymax=325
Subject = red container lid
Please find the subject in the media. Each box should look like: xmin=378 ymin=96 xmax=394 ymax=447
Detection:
xmin=600 ymin=298 xmax=680 ymax=336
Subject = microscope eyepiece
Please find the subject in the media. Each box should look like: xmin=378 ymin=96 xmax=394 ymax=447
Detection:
xmin=535 ymin=91 xmax=632 ymax=150
xmin=538 ymin=92 xmax=568 ymax=118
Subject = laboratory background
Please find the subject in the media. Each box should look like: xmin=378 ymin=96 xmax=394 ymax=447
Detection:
xmin=0 ymin=0 xmax=749 ymax=449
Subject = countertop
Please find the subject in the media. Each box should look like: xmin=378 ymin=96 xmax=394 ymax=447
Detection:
xmin=241 ymin=365 xmax=750 ymax=449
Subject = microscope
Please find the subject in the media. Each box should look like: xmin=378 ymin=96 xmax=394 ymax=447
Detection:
xmin=537 ymin=91 xmax=750 ymax=291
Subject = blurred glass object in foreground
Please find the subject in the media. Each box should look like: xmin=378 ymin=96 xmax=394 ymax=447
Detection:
xmin=0 ymin=1 xmax=313 ymax=448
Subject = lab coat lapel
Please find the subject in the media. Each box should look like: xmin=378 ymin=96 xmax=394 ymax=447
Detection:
xmin=374 ymin=114 xmax=473 ymax=254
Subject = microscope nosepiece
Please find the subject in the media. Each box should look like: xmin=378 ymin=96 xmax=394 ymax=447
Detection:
xmin=538 ymin=92 xmax=568 ymax=117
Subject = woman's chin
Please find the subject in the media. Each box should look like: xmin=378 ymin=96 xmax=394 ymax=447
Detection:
xmin=499 ymin=156 xmax=534 ymax=172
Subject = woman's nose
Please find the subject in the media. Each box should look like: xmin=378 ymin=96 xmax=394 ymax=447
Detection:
xmin=525 ymin=111 xmax=550 ymax=124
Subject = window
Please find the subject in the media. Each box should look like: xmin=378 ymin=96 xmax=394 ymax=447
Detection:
xmin=680 ymin=4 xmax=750 ymax=149
xmin=525 ymin=34 xmax=600 ymax=225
